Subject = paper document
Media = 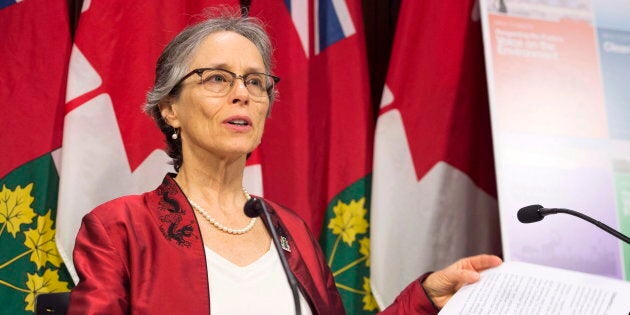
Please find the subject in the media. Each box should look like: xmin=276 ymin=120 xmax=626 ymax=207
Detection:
xmin=440 ymin=261 xmax=630 ymax=314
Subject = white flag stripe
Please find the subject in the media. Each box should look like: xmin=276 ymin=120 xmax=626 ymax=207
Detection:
xmin=56 ymin=93 xmax=171 ymax=282
xmin=332 ymin=0 xmax=356 ymax=38
xmin=371 ymin=109 xmax=499 ymax=308
xmin=314 ymin=0 xmax=321 ymax=54
xmin=290 ymin=0 xmax=309 ymax=57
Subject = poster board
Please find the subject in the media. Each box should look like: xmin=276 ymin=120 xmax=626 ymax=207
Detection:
xmin=480 ymin=0 xmax=630 ymax=279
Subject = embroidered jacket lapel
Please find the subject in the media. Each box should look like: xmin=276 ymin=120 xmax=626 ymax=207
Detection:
xmin=149 ymin=174 xmax=202 ymax=248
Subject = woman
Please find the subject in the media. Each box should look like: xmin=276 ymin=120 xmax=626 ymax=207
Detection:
xmin=68 ymin=11 xmax=501 ymax=315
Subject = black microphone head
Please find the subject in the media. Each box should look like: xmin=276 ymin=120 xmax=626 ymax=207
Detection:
xmin=244 ymin=197 xmax=262 ymax=218
xmin=517 ymin=204 xmax=545 ymax=223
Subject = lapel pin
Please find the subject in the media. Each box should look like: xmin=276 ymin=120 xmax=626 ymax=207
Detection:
xmin=280 ymin=236 xmax=291 ymax=252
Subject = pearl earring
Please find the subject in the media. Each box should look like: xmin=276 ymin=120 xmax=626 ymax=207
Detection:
xmin=171 ymin=129 xmax=179 ymax=140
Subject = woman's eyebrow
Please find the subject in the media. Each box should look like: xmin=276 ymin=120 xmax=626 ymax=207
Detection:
xmin=200 ymin=62 xmax=266 ymax=74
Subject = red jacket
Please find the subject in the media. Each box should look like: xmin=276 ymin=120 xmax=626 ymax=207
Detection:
xmin=68 ymin=174 xmax=437 ymax=314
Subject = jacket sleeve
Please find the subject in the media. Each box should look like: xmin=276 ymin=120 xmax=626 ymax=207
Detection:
xmin=378 ymin=273 xmax=439 ymax=315
xmin=67 ymin=213 xmax=129 ymax=315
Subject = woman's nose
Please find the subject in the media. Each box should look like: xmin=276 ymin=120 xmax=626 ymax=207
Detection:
xmin=230 ymin=78 xmax=250 ymax=104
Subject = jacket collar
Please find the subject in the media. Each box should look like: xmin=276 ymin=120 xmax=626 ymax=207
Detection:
xmin=148 ymin=173 xmax=200 ymax=248
xmin=148 ymin=174 xmax=327 ymax=314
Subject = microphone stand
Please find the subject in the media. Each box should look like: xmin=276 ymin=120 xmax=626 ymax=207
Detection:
xmin=245 ymin=198 xmax=302 ymax=315
xmin=540 ymin=208 xmax=630 ymax=244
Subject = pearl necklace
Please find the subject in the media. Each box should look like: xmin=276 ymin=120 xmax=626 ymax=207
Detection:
xmin=187 ymin=187 xmax=257 ymax=235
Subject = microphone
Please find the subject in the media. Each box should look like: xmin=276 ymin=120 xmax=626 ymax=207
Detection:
xmin=244 ymin=198 xmax=302 ymax=315
xmin=517 ymin=204 xmax=630 ymax=244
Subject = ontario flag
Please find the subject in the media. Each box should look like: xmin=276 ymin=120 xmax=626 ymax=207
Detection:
xmin=55 ymin=0 xmax=242 ymax=282
xmin=248 ymin=0 xmax=376 ymax=313
xmin=0 ymin=0 xmax=73 ymax=313
xmin=370 ymin=0 xmax=503 ymax=308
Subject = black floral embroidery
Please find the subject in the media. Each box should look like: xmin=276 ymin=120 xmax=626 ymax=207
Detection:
xmin=156 ymin=177 xmax=195 ymax=247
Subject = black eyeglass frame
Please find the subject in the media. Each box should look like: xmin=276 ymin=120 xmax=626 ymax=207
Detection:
xmin=170 ymin=68 xmax=280 ymax=97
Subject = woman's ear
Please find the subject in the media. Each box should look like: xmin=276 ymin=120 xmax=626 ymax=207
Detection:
xmin=158 ymin=98 xmax=180 ymax=128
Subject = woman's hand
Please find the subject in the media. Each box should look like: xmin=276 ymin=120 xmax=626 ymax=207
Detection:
xmin=421 ymin=254 xmax=502 ymax=309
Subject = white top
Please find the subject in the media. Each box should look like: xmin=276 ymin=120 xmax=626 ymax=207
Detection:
xmin=204 ymin=242 xmax=313 ymax=315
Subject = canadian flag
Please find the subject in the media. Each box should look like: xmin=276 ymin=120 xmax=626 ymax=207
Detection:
xmin=55 ymin=0 xmax=244 ymax=282
xmin=370 ymin=0 xmax=502 ymax=308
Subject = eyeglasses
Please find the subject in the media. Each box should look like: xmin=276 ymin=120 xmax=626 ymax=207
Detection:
xmin=172 ymin=68 xmax=280 ymax=99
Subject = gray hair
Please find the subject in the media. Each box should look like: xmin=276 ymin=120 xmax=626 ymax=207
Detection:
xmin=143 ymin=11 xmax=275 ymax=171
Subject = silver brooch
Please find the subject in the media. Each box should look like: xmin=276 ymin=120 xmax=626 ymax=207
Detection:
xmin=280 ymin=236 xmax=291 ymax=252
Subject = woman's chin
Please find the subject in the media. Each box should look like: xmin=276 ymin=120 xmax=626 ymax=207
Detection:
xmin=217 ymin=146 xmax=258 ymax=160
